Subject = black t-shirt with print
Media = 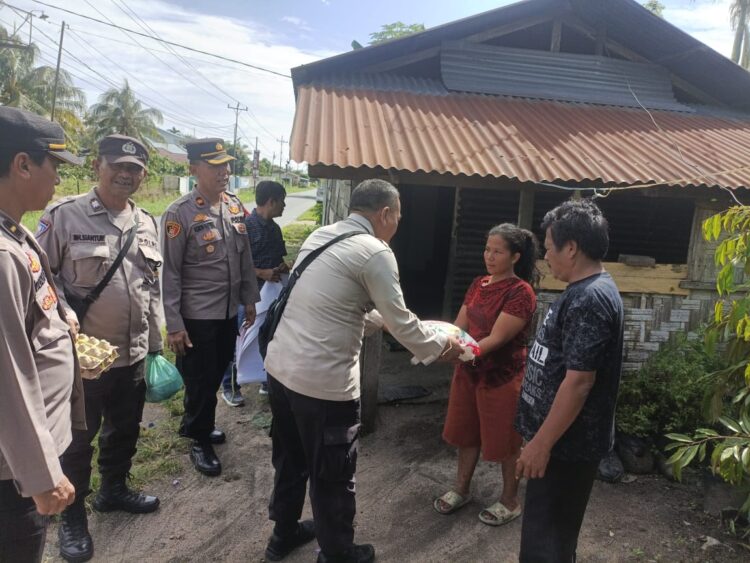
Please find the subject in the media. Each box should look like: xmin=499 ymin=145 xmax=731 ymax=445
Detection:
xmin=515 ymin=272 xmax=624 ymax=462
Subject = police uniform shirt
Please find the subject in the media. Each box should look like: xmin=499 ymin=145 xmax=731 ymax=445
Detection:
xmin=36 ymin=189 xmax=164 ymax=368
xmin=0 ymin=210 xmax=85 ymax=496
xmin=161 ymin=188 xmax=259 ymax=334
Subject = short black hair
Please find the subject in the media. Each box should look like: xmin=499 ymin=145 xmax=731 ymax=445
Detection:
xmin=0 ymin=149 xmax=47 ymax=178
xmin=256 ymin=181 xmax=286 ymax=206
xmin=541 ymin=198 xmax=609 ymax=260
xmin=350 ymin=179 xmax=399 ymax=212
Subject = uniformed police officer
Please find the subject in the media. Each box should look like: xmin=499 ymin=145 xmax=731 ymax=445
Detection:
xmin=37 ymin=134 xmax=163 ymax=563
xmin=161 ymin=138 xmax=259 ymax=476
xmin=0 ymin=107 xmax=84 ymax=563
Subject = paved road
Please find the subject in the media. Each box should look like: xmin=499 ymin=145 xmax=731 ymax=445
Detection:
xmin=277 ymin=188 xmax=318 ymax=227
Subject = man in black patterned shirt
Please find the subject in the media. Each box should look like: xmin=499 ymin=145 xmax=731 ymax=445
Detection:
xmin=221 ymin=181 xmax=288 ymax=405
xmin=515 ymin=199 xmax=624 ymax=563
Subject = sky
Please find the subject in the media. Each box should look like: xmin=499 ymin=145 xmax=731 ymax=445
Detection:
xmin=0 ymin=0 xmax=741 ymax=167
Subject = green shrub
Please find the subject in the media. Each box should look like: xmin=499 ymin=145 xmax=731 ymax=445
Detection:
xmin=616 ymin=333 xmax=725 ymax=440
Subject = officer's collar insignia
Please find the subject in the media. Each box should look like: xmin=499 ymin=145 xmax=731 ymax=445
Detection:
xmin=2 ymin=218 xmax=23 ymax=241
xmin=36 ymin=218 xmax=51 ymax=237
xmin=90 ymin=198 xmax=103 ymax=211
xmin=165 ymin=221 xmax=181 ymax=239
xmin=222 ymin=194 xmax=229 ymax=204
xmin=122 ymin=141 xmax=137 ymax=155
xmin=195 ymin=196 xmax=205 ymax=207
xmin=26 ymin=251 xmax=41 ymax=273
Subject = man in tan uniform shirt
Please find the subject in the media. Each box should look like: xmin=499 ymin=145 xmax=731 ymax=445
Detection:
xmin=161 ymin=138 xmax=259 ymax=477
xmin=0 ymin=107 xmax=84 ymax=563
xmin=37 ymin=135 xmax=163 ymax=563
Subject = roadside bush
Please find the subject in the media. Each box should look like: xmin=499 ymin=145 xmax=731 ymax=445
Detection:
xmin=616 ymin=332 xmax=724 ymax=441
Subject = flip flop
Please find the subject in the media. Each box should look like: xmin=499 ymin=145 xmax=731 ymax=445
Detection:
xmin=433 ymin=490 xmax=470 ymax=515
xmin=478 ymin=501 xmax=522 ymax=526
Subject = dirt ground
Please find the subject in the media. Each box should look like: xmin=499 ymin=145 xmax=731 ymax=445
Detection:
xmin=43 ymin=351 xmax=748 ymax=562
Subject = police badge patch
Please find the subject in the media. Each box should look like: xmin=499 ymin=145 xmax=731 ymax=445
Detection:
xmin=166 ymin=221 xmax=182 ymax=238
xmin=36 ymin=218 xmax=51 ymax=237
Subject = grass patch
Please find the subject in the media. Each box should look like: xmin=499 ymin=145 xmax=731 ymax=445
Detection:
xmin=297 ymin=202 xmax=322 ymax=224
xmin=282 ymin=222 xmax=319 ymax=263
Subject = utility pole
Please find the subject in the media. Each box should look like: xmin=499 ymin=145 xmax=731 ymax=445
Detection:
xmin=252 ymin=136 xmax=259 ymax=189
xmin=51 ymin=21 xmax=66 ymax=121
xmin=277 ymin=136 xmax=288 ymax=181
xmin=227 ymin=102 xmax=248 ymax=189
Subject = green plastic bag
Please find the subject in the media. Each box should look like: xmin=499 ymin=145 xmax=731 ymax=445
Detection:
xmin=145 ymin=353 xmax=183 ymax=403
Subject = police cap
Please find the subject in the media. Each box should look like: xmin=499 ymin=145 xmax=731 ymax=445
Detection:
xmin=186 ymin=138 xmax=235 ymax=165
xmin=99 ymin=134 xmax=149 ymax=170
xmin=0 ymin=106 xmax=83 ymax=165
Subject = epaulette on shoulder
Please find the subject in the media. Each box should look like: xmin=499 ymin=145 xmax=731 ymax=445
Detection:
xmin=46 ymin=195 xmax=77 ymax=215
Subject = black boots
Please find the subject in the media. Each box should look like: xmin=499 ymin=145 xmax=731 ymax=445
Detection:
xmin=92 ymin=477 xmax=160 ymax=514
xmin=59 ymin=499 xmax=93 ymax=563
xmin=265 ymin=520 xmax=316 ymax=561
xmin=317 ymin=544 xmax=376 ymax=563
xmin=189 ymin=441 xmax=222 ymax=476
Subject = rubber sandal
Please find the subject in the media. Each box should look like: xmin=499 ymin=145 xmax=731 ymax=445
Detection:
xmin=479 ymin=501 xmax=521 ymax=526
xmin=433 ymin=490 xmax=470 ymax=515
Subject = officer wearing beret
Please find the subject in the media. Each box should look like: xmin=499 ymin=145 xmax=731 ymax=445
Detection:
xmin=161 ymin=138 xmax=259 ymax=476
xmin=37 ymin=134 xmax=163 ymax=562
xmin=0 ymin=107 xmax=84 ymax=562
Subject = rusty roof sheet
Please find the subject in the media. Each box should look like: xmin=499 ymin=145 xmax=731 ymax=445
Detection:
xmin=290 ymin=84 xmax=750 ymax=189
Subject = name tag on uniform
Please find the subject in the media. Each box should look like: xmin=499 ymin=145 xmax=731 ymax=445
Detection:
xmin=72 ymin=234 xmax=106 ymax=243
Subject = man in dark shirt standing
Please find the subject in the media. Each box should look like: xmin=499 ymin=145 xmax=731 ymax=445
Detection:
xmin=515 ymin=199 xmax=624 ymax=562
xmin=221 ymin=180 xmax=288 ymax=405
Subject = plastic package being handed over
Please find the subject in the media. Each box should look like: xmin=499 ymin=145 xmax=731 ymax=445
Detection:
xmin=411 ymin=320 xmax=481 ymax=364
xmin=75 ymin=334 xmax=118 ymax=380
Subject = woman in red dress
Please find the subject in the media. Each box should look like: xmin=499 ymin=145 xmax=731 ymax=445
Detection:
xmin=434 ymin=223 xmax=539 ymax=526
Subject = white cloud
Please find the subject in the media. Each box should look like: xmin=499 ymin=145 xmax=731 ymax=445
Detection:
xmin=3 ymin=0 xmax=336 ymax=163
xmin=664 ymin=0 xmax=735 ymax=58
xmin=282 ymin=16 xmax=309 ymax=28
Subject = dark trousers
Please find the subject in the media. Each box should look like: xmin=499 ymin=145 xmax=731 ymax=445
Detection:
xmin=61 ymin=361 xmax=146 ymax=497
xmin=0 ymin=480 xmax=48 ymax=563
xmin=267 ymin=375 xmax=360 ymax=555
xmin=177 ymin=318 xmax=237 ymax=442
xmin=519 ymin=456 xmax=600 ymax=563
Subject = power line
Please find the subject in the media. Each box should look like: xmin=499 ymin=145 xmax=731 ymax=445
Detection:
xmin=22 ymin=0 xmax=292 ymax=78
xmin=21 ymin=21 xmax=237 ymax=135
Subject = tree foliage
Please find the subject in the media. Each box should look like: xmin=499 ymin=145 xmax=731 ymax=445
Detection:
xmin=368 ymin=22 xmax=425 ymax=45
xmin=668 ymin=206 xmax=750 ymax=520
xmin=642 ymin=1 xmax=665 ymax=18
xmin=226 ymin=142 xmax=249 ymax=175
xmin=0 ymin=25 xmax=86 ymax=147
xmin=88 ymin=81 xmax=163 ymax=144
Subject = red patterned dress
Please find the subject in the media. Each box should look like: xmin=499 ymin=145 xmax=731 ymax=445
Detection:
xmin=442 ymin=276 xmax=536 ymax=461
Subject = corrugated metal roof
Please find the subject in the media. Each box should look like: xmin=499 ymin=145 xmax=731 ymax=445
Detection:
xmin=441 ymin=42 xmax=690 ymax=112
xmin=292 ymin=0 xmax=750 ymax=112
xmin=290 ymin=84 xmax=750 ymax=189
xmin=311 ymin=74 xmax=449 ymax=96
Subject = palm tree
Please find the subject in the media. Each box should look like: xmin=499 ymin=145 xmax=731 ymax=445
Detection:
xmin=0 ymin=25 xmax=86 ymax=145
xmin=729 ymin=0 xmax=750 ymax=68
xmin=88 ymin=81 xmax=163 ymax=143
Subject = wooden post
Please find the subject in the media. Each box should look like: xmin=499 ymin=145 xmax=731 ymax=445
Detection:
xmin=550 ymin=20 xmax=562 ymax=52
xmin=517 ymin=186 xmax=535 ymax=229
xmin=360 ymin=331 xmax=382 ymax=434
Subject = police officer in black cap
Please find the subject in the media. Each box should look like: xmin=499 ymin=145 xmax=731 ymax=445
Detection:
xmin=37 ymin=134 xmax=163 ymax=562
xmin=0 ymin=107 xmax=84 ymax=562
xmin=161 ymin=138 xmax=259 ymax=476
